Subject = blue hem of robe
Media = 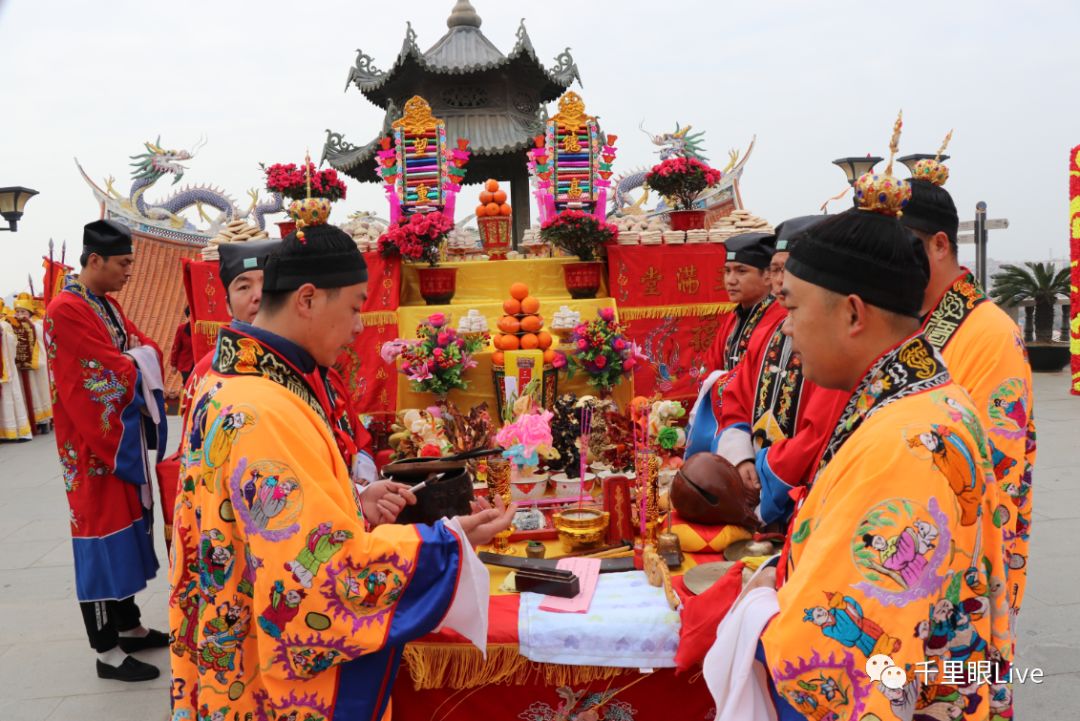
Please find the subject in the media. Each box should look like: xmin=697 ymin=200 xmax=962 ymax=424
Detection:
xmin=73 ymin=511 xmax=159 ymax=602
xmin=756 ymin=449 xmax=796 ymax=526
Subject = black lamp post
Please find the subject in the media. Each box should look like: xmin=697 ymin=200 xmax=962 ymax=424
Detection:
xmin=0 ymin=187 xmax=39 ymax=232
xmin=897 ymin=153 xmax=950 ymax=175
xmin=831 ymin=156 xmax=883 ymax=187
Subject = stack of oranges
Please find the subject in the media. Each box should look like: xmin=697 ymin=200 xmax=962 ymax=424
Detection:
xmin=492 ymin=282 xmax=555 ymax=367
xmin=475 ymin=178 xmax=512 ymax=218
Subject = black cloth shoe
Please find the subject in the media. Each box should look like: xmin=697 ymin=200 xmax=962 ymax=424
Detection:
xmin=118 ymin=629 xmax=169 ymax=653
xmin=96 ymin=656 xmax=160 ymax=682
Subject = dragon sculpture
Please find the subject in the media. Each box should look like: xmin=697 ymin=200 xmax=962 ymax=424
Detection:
xmin=76 ymin=137 xmax=283 ymax=239
xmin=610 ymin=123 xmax=753 ymax=216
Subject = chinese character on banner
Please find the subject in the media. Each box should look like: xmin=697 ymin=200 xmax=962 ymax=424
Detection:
xmin=690 ymin=315 xmax=721 ymax=353
xmin=676 ymin=265 xmax=700 ymax=295
xmin=641 ymin=267 xmax=663 ymax=297
xmin=942 ymin=660 xmax=965 ymax=685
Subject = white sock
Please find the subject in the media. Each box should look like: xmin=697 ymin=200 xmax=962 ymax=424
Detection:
xmin=97 ymin=647 xmax=128 ymax=667
xmin=119 ymin=626 xmax=149 ymax=638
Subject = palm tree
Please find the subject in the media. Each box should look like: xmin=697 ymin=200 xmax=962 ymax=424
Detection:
xmin=990 ymin=261 xmax=1070 ymax=342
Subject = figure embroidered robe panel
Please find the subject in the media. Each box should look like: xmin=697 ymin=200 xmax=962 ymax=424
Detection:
xmin=923 ymin=271 xmax=1035 ymax=614
xmin=169 ymin=328 xmax=463 ymax=721
xmin=762 ymin=336 xmax=1013 ymax=721
xmin=46 ymin=281 xmax=162 ymax=601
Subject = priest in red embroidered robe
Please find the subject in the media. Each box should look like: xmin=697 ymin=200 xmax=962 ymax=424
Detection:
xmin=169 ymin=218 xmax=515 ymax=720
xmin=46 ymin=219 xmax=170 ymax=683
xmin=901 ymin=156 xmax=1035 ymax=619
xmin=714 ymin=216 xmax=849 ymax=526
xmin=686 ymin=232 xmax=786 ymax=457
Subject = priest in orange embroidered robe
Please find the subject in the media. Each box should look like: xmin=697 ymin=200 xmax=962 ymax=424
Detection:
xmin=703 ymin=200 xmax=1013 ymax=721
xmin=902 ymin=165 xmax=1035 ymax=617
xmin=169 ymin=220 xmax=513 ymax=721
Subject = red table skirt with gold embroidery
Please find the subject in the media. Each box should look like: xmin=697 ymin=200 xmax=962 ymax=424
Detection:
xmin=390 ymin=594 xmax=715 ymax=721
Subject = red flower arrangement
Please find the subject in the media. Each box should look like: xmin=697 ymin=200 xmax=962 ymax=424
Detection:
xmin=263 ymin=162 xmax=348 ymax=202
xmin=561 ymin=307 xmax=645 ymax=395
xmin=378 ymin=212 xmax=456 ymax=266
xmin=538 ymin=210 xmax=618 ymax=261
xmin=645 ymin=157 xmax=722 ymax=210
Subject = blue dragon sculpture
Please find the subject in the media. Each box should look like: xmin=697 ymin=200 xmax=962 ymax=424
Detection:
xmin=77 ymin=137 xmax=283 ymax=237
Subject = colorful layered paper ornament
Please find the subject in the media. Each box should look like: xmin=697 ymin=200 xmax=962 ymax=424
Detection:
xmin=376 ymin=95 xmax=470 ymax=224
xmin=526 ymin=91 xmax=616 ymax=224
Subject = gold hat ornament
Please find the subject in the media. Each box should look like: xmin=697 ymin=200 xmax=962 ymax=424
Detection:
xmin=910 ymin=130 xmax=953 ymax=187
xmin=853 ymin=111 xmax=912 ymax=217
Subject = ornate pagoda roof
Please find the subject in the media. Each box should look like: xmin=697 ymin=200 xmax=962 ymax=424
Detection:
xmin=324 ymin=1 xmax=581 ymax=182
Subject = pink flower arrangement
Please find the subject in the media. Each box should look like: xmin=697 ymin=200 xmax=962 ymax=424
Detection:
xmin=645 ymin=157 xmax=722 ymax=210
xmin=263 ymin=162 xmax=348 ymax=202
xmin=381 ymin=314 xmax=488 ymax=396
xmin=377 ymin=212 xmax=456 ymax=267
xmin=496 ymin=407 xmax=558 ymax=468
xmin=563 ymin=309 xmax=646 ymax=395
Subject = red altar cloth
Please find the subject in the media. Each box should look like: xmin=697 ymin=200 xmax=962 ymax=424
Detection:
xmin=606 ymin=245 xmax=735 ymax=402
xmin=390 ymin=594 xmax=715 ymax=720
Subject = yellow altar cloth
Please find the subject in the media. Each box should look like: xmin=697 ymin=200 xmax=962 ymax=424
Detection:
xmin=395 ymin=257 xmax=631 ymax=410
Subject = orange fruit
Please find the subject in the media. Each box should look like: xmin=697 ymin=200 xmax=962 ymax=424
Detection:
xmin=501 ymin=334 xmax=520 ymax=350
xmin=537 ymin=330 xmax=553 ymax=350
xmin=520 ymin=296 xmax=540 ymax=314
xmin=521 ymin=315 xmax=542 ymax=333
xmin=498 ymin=315 xmax=520 ymax=334
xmin=479 ymin=190 xmax=494 ymax=204
xmin=485 ymin=178 xmax=499 ymax=192
xmin=485 ymin=202 xmax=500 ymax=216
xmin=503 ymin=298 xmax=522 ymax=315
xmin=509 ymin=282 xmax=529 ymax=301
xmin=475 ymin=204 xmax=488 ymax=217
xmin=493 ymin=351 xmax=505 ymax=367
xmin=543 ymin=349 xmax=556 ymax=364
xmin=493 ymin=190 xmax=507 ymax=204
xmin=499 ymin=203 xmax=512 ymax=216
xmin=520 ymin=333 xmax=540 ymax=350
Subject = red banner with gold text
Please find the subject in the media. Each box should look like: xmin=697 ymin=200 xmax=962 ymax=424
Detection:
xmin=607 ymin=243 xmax=731 ymax=307
xmin=181 ymin=259 xmax=230 ymax=363
xmin=1070 ymin=146 xmax=1080 ymax=394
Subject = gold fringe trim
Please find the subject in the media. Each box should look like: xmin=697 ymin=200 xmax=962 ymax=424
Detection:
xmin=402 ymin=643 xmax=630 ymax=690
xmin=618 ymin=302 xmax=736 ymax=321
xmin=361 ymin=311 xmax=397 ymax=326
xmin=194 ymin=320 xmax=226 ymax=346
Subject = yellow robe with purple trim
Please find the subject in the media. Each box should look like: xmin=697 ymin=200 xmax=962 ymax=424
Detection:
xmin=169 ymin=326 xmax=465 ymax=721
xmin=763 ymin=335 xmax=1013 ymax=721
xmin=923 ymin=271 xmax=1035 ymax=614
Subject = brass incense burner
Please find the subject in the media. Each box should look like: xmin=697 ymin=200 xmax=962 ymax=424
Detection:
xmin=552 ymin=507 xmax=610 ymax=552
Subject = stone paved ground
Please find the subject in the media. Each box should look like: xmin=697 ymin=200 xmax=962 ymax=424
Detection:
xmin=0 ymin=373 xmax=1076 ymax=720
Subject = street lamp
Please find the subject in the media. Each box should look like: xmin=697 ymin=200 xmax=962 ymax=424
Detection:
xmin=832 ymin=156 xmax=883 ymax=187
xmin=897 ymin=153 xmax=950 ymax=175
xmin=0 ymin=187 xmax=39 ymax=232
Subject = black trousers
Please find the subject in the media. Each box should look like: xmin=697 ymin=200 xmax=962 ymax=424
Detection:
xmin=79 ymin=597 xmax=142 ymax=653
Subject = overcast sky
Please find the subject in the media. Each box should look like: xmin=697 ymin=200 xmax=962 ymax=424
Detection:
xmin=1 ymin=0 xmax=1077 ymax=293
